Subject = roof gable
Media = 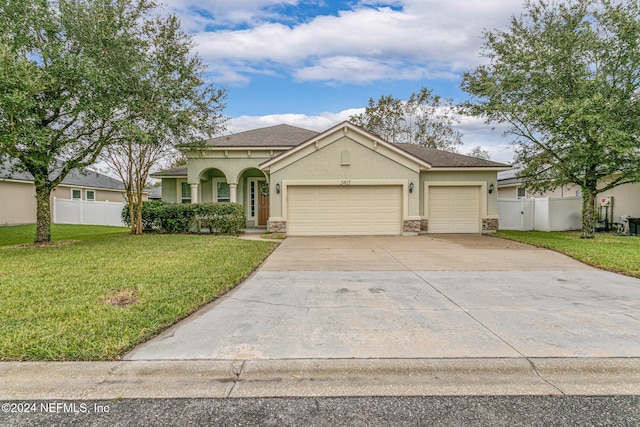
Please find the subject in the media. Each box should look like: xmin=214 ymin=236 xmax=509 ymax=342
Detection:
xmin=204 ymin=124 xmax=320 ymax=148
xmin=260 ymin=121 xmax=432 ymax=173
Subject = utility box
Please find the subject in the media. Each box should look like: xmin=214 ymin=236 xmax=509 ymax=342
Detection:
xmin=628 ymin=218 xmax=640 ymax=236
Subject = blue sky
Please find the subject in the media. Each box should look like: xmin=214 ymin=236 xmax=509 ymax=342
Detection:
xmin=165 ymin=0 xmax=527 ymax=163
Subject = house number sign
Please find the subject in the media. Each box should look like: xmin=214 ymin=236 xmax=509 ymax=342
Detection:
xmin=340 ymin=180 xmax=351 ymax=186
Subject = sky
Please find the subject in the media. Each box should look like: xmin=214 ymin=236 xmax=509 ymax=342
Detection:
xmin=164 ymin=0 xmax=527 ymax=164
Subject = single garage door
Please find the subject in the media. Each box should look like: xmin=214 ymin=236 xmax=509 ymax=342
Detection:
xmin=428 ymin=186 xmax=480 ymax=233
xmin=287 ymin=185 xmax=402 ymax=236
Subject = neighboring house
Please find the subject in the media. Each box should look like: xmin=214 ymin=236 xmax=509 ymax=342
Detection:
xmin=497 ymin=170 xmax=640 ymax=220
xmin=146 ymin=186 xmax=162 ymax=200
xmin=152 ymin=122 xmax=510 ymax=236
xmin=0 ymin=157 xmax=128 ymax=226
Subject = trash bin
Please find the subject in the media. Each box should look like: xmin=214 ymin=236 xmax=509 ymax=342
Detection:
xmin=629 ymin=218 xmax=640 ymax=236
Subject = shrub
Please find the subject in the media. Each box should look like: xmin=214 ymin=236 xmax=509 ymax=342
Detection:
xmin=160 ymin=203 xmax=195 ymax=234
xmin=122 ymin=200 xmax=169 ymax=232
xmin=122 ymin=201 xmax=246 ymax=235
xmin=193 ymin=203 xmax=246 ymax=235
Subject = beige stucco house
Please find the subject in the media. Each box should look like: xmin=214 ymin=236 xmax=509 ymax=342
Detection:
xmin=153 ymin=122 xmax=511 ymax=236
xmin=1 ymin=158 xmax=128 ymax=226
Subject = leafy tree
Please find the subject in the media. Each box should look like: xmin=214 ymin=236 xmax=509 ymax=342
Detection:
xmin=467 ymin=146 xmax=492 ymax=160
xmin=0 ymin=0 xmax=226 ymax=242
xmin=104 ymin=141 xmax=173 ymax=235
xmin=350 ymin=87 xmax=463 ymax=152
xmin=461 ymin=0 xmax=640 ymax=238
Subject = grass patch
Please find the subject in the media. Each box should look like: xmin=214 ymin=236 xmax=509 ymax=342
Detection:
xmin=0 ymin=224 xmax=129 ymax=247
xmin=0 ymin=227 xmax=276 ymax=360
xmin=495 ymin=231 xmax=640 ymax=278
xmin=260 ymin=233 xmax=287 ymax=240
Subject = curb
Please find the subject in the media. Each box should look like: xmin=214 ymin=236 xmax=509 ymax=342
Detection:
xmin=1 ymin=358 xmax=639 ymax=400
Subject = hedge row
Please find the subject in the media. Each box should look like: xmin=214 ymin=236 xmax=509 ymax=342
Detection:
xmin=122 ymin=201 xmax=246 ymax=235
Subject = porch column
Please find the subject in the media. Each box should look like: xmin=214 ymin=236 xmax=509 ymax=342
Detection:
xmin=190 ymin=183 xmax=199 ymax=204
xmin=229 ymin=183 xmax=237 ymax=203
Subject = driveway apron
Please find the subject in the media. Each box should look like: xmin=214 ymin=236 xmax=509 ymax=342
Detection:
xmin=125 ymin=235 xmax=640 ymax=360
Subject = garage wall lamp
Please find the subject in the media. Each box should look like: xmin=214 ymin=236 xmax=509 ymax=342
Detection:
xmin=409 ymin=182 xmax=414 ymax=193
xmin=276 ymin=183 xmax=281 ymax=194
xmin=488 ymin=183 xmax=494 ymax=194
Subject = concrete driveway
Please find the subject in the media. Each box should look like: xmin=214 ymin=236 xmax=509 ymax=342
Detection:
xmin=126 ymin=235 xmax=640 ymax=360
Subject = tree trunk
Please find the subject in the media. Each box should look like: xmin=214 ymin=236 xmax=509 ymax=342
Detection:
xmin=135 ymin=188 xmax=143 ymax=235
xmin=128 ymin=195 xmax=136 ymax=234
xmin=34 ymin=182 xmax=52 ymax=243
xmin=580 ymin=189 xmax=596 ymax=239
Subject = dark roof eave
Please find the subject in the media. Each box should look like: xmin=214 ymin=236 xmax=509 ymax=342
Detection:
xmin=430 ymin=166 xmax=512 ymax=170
xmin=151 ymin=173 xmax=188 ymax=178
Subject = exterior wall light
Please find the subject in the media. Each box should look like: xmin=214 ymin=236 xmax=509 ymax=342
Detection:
xmin=409 ymin=182 xmax=414 ymax=193
xmin=488 ymin=183 xmax=494 ymax=194
xmin=276 ymin=183 xmax=281 ymax=194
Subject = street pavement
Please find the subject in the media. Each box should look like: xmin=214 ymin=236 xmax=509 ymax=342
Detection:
xmin=2 ymin=235 xmax=640 ymax=401
xmin=3 ymin=396 xmax=640 ymax=426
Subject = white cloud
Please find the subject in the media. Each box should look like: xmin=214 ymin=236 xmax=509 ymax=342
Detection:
xmin=456 ymin=115 xmax=515 ymax=163
xmin=162 ymin=0 xmax=299 ymax=30
xmin=188 ymin=0 xmax=522 ymax=84
xmin=228 ymin=108 xmax=362 ymax=133
xmin=293 ymin=56 xmax=456 ymax=84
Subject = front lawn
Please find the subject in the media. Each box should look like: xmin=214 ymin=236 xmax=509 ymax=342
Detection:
xmin=496 ymin=231 xmax=640 ymax=278
xmin=0 ymin=224 xmax=130 ymax=247
xmin=0 ymin=225 xmax=276 ymax=360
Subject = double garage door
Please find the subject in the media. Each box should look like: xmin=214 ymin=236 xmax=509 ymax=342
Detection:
xmin=287 ymin=185 xmax=402 ymax=236
xmin=286 ymin=184 xmax=481 ymax=235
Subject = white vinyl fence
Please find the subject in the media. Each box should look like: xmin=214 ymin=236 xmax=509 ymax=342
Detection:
xmin=498 ymin=197 xmax=582 ymax=231
xmin=53 ymin=198 xmax=126 ymax=227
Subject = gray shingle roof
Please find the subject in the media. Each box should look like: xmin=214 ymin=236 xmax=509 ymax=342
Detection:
xmin=146 ymin=186 xmax=162 ymax=199
xmin=205 ymin=124 xmax=320 ymax=147
xmin=393 ymin=143 xmax=510 ymax=168
xmin=151 ymin=124 xmax=510 ymax=176
xmin=150 ymin=165 xmax=187 ymax=178
xmin=1 ymin=157 xmax=125 ymax=190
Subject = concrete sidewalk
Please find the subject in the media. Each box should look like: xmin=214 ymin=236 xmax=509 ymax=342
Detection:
xmin=2 ymin=358 xmax=640 ymax=399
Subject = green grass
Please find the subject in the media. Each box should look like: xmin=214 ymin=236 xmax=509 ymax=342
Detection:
xmin=495 ymin=231 xmax=640 ymax=278
xmin=0 ymin=224 xmax=130 ymax=247
xmin=260 ymin=232 xmax=287 ymax=240
xmin=0 ymin=225 xmax=277 ymax=361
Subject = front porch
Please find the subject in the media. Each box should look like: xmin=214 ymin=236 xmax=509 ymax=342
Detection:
xmin=189 ymin=167 xmax=270 ymax=229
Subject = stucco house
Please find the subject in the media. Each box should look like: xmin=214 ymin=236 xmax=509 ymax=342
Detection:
xmin=152 ymin=121 xmax=511 ymax=236
xmin=1 ymin=157 xmax=128 ymax=226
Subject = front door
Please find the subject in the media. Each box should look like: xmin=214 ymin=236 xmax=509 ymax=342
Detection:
xmin=258 ymin=182 xmax=269 ymax=226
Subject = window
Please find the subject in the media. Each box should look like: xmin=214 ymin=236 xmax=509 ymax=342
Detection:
xmin=181 ymin=182 xmax=191 ymax=203
xmin=86 ymin=190 xmax=95 ymax=201
xmin=517 ymin=187 xmax=526 ymax=199
xmin=217 ymin=182 xmax=230 ymax=202
xmin=72 ymin=189 xmax=82 ymax=200
xmin=249 ymin=181 xmax=256 ymax=217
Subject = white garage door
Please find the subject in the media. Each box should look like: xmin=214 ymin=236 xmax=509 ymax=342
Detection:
xmin=287 ymin=185 xmax=402 ymax=236
xmin=428 ymin=186 xmax=480 ymax=233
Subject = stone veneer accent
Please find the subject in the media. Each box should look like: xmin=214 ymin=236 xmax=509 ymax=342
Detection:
xmin=420 ymin=219 xmax=429 ymax=232
xmin=403 ymin=219 xmax=421 ymax=233
xmin=482 ymin=218 xmax=499 ymax=233
xmin=269 ymin=220 xmax=287 ymax=233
